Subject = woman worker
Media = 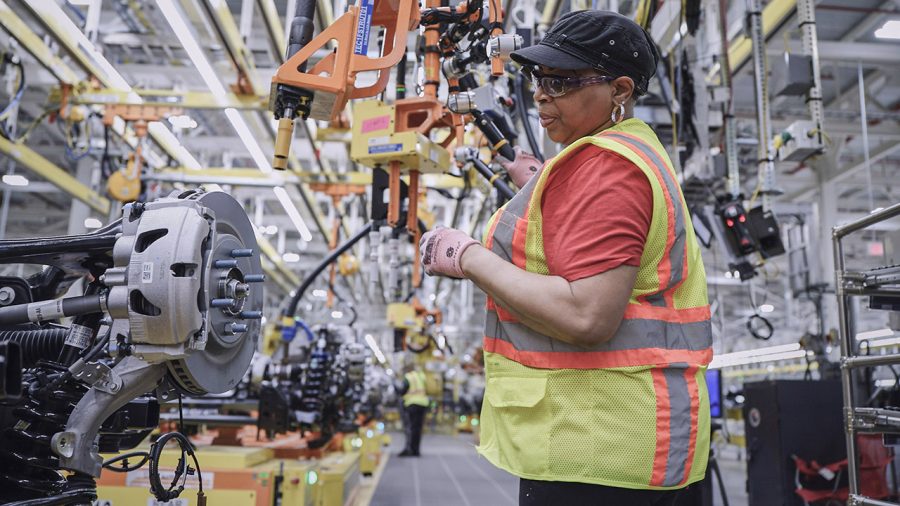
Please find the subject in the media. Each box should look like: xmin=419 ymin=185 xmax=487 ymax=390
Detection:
xmin=419 ymin=10 xmax=713 ymax=506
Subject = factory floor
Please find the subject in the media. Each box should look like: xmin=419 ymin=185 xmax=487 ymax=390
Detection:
xmin=365 ymin=433 xmax=750 ymax=506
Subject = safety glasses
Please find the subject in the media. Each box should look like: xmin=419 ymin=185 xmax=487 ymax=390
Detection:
xmin=524 ymin=67 xmax=614 ymax=98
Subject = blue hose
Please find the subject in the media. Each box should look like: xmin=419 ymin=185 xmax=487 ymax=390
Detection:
xmin=295 ymin=319 xmax=315 ymax=342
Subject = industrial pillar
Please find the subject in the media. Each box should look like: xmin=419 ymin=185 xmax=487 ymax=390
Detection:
xmin=67 ymin=159 xmax=97 ymax=234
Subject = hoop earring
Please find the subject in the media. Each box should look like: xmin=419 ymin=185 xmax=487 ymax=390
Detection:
xmin=610 ymin=102 xmax=625 ymax=124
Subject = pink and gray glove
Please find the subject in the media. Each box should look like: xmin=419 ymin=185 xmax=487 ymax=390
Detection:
xmin=419 ymin=227 xmax=479 ymax=279
xmin=497 ymin=146 xmax=542 ymax=188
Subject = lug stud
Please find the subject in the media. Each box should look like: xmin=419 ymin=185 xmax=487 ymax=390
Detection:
xmin=211 ymin=298 xmax=235 ymax=308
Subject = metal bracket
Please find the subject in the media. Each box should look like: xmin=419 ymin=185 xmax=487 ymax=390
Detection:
xmin=69 ymin=359 xmax=123 ymax=394
xmin=854 ymin=407 xmax=900 ymax=434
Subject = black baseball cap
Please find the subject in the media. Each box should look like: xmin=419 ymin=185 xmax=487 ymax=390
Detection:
xmin=510 ymin=10 xmax=660 ymax=95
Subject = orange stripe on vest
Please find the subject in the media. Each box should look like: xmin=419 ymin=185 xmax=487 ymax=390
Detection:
xmin=483 ymin=336 xmax=713 ymax=369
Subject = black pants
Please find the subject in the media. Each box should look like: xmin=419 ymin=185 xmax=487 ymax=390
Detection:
xmin=404 ymin=404 xmax=427 ymax=454
xmin=519 ymin=478 xmax=685 ymax=506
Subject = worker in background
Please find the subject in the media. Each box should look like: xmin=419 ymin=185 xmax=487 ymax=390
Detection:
xmin=398 ymin=362 xmax=429 ymax=457
xmin=420 ymin=10 xmax=712 ymax=506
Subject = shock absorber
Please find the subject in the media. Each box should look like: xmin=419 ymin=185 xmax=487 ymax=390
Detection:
xmin=296 ymin=348 xmax=330 ymax=425
xmin=0 ymin=362 xmax=89 ymax=501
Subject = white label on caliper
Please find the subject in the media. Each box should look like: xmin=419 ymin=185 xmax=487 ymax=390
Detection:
xmin=27 ymin=299 xmax=64 ymax=322
xmin=141 ymin=262 xmax=154 ymax=283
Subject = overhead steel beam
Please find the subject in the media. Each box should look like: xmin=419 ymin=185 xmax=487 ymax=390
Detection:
xmin=256 ymin=0 xmax=287 ymax=61
xmin=256 ymin=233 xmax=302 ymax=287
xmin=0 ymin=0 xmax=80 ymax=85
xmin=59 ymin=87 xmax=266 ymax=111
xmin=787 ymin=140 xmax=900 ymax=202
xmin=18 ymin=0 xmax=196 ymax=169
xmin=717 ymin=0 xmax=796 ymax=82
xmin=767 ymin=41 xmax=900 ymax=65
xmin=198 ymin=0 xmax=266 ymax=96
xmin=150 ymin=167 xmax=466 ymax=189
xmin=0 ymin=136 xmax=111 ymax=214
xmin=262 ymin=263 xmax=294 ymax=294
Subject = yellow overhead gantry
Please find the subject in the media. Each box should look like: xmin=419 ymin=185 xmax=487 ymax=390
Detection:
xmin=0 ymin=136 xmax=111 ymax=215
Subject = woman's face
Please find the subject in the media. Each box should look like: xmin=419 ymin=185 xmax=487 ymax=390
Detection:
xmin=533 ymin=66 xmax=616 ymax=145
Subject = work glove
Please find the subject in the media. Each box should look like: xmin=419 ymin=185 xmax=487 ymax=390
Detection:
xmin=419 ymin=227 xmax=479 ymax=279
xmin=496 ymin=146 xmax=542 ymax=188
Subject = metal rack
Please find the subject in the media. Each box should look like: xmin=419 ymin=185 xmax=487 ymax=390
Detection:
xmin=834 ymin=202 xmax=900 ymax=506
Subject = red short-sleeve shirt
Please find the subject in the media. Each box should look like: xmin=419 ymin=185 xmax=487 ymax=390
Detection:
xmin=540 ymin=145 xmax=653 ymax=282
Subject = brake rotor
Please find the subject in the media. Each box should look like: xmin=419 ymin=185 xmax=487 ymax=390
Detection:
xmin=166 ymin=191 xmax=264 ymax=395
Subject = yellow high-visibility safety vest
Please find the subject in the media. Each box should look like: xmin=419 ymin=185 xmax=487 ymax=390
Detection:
xmin=404 ymin=370 xmax=429 ymax=407
xmin=477 ymin=118 xmax=713 ymax=490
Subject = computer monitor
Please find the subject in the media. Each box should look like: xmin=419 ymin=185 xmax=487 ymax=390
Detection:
xmin=706 ymin=369 xmax=723 ymax=418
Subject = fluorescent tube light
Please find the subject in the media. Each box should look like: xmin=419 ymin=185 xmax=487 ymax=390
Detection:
xmin=156 ymin=0 xmax=229 ymax=102
xmin=273 ymin=187 xmax=313 ymax=241
xmin=158 ymin=0 xmax=312 ymax=241
xmin=147 ymin=122 xmax=201 ymax=169
xmin=365 ymin=334 xmax=386 ymax=363
xmin=709 ymin=349 xmax=809 ymax=369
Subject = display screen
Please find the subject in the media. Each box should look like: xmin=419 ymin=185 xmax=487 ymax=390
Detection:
xmin=706 ymin=369 xmax=723 ymax=418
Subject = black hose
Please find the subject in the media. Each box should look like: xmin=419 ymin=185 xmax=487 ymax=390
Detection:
xmin=0 ymin=294 xmax=104 ymax=326
xmin=284 ymin=223 xmax=374 ymax=318
xmin=470 ymin=158 xmax=516 ymax=200
xmin=0 ymin=328 xmax=67 ymax=367
xmin=286 ymin=0 xmax=317 ymax=63
xmin=514 ymin=73 xmax=545 ymax=162
xmin=471 ymin=110 xmax=515 ymax=161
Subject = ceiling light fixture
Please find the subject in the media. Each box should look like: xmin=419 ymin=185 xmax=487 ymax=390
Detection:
xmin=1 ymin=174 xmax=29 ymax=186
xmin=874 ymin=20 xmax=900 ymax=40
xmin=282 ymin=252 xmax=300 ymax=263
xmin=856 ymin=328 xmax=896 ymax=341
xmin=708 ymin=343 xmax=805 ymax=369
xmin=157 ymin=0 xmax=312 ymax=241
xmin=83 ymin=217 xmax=103 ymax=229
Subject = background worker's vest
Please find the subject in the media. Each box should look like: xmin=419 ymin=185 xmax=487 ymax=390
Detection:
xmin=476 ymin=118 xmax=713 ymax=490
xmin=403 ymin=370 xmax=429 ymax=407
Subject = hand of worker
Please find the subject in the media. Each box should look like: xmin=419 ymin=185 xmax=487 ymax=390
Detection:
xmin=497 ymin=146 xmax=542 ymax=188
xmin=419 ymin=227 xmax=480 ymax=279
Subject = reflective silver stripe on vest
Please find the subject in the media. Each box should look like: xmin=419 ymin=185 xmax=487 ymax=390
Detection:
xmin=484 ymin=307 xmax=500 ymax=339
xmin=489 ymin=210 xmax=517 ymax=263
xmin=604 ymin=133 xmax=686 ymax=307
xmin=662 ymin=364 xmax=692 ymax=486
xmin=490 ymin=315 xmax=712 ymax=352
